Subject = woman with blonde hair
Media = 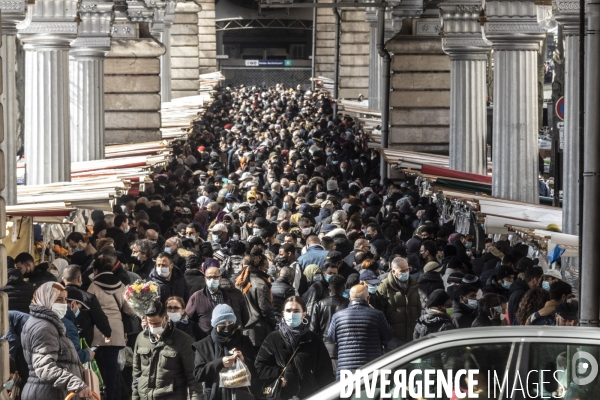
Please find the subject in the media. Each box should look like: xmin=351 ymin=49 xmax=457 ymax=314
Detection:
xmin=20 ymin=282 xmax=92 ymax=400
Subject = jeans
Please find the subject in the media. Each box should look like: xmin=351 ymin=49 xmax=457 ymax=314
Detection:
xmin=96 ymin=346 xmax=124 ymax=400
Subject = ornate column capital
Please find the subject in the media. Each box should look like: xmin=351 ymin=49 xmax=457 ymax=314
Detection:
xmin=484 ymin=0 xmax=546 ymax=50
xmin=0 ymin=0 xmax=27 ymax=35
xmin=17 ymin=0 xmax=79 ymax=49
xmin=554 ymin=0 xmax=581 ymax=35
xmin=366 ymin=7 xmax=403 ymax=42
xmin=440 ymin=0 xmax=491 ymax=60
xmin=71 ymin=1 xmax=114 ymax=57
xmin=126 ymin=0 xmax=155 ymax=22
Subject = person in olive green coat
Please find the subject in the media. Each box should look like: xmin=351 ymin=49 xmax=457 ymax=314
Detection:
xmin=377 ymin=257 xmax=421 ymax=344
xmin=132 ymin=299 xmax=201 ymax=400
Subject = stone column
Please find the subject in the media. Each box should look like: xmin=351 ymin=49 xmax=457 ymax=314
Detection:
xmin=0 ymin=17 xmax=7 ymax=383
xmin=69 ymin=2 xmax=114 ymax=162
xmin=0 ymin=1 xmax=26 ymax=204
xmin=17 ymin=0 xmax=79 ymax=185
xmin=150 ymin=0 xmax=175 ymax=102
xmin=366 ymin=10 xmax=381 ymax=110
xmin=440 ymin=1 xmax=491 ymax=175
xmin=485 ymin=0 xmax=546 ymax=202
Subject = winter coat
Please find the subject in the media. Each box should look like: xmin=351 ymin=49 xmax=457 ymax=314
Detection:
xmin=62 ymin=308 xmax=90 ymax=364
xmin=526 ymin=300 xmax=561 ymax=326
xmin=87 ymin=271 xmax=136 ymax=347
xmin=472 ymin=314 xmax=502 ymax=328
xmin=255 ymin=328 xmax=335 ymax=399
xmin=174 ymin=315 xmax=196 ymax=338
xmin=21 ymin=305 xmax=87 ymax=400
xmin=413 ymin=308 xmax=456 ymax=340
xmin=417 ymin=272 xmax=445 ymax=310
xmin=482 ymin=275 xmax=510 ymax=297
xmin=297 ymin=245 xmax=329 ymax=270
xmin=25 ymin=263 xmax=57 ymax=290
xmin=64 ymin=283 xmax=112 ymax=346
xmin=471 ymin=252 xmax=500 ymax=276
xmin=242 ymin=271 xmax=277 ymax=347
xmin=0 ymin=268 xmax=34 ymax=314
xmin=508 ymin=278 xmax=529 ymax=326
xmin=192 ymin=329 xmax=257 ymax=400
xmin=451 ymin=301 xmax=478 ymax=329
xmin=327 ymin=299 xmax=394 ymax=379
xmin=271 ymin=277 xmax=295 ymax=320
xmin=185 ymin=284 xmax=249 ymax=339
xmin=4 ymin=310 xmax=30 ymax=359
xmin=134 ymin=258 xmax=156 ymax=280
xmin=105 ymin=226 xmax=130 ymax=257
xmin=377 ymin=273 xmax=421 ymax=343
xmin=448 ymin=238 xmax=472 ymax=268
xmin=369 ymin=234 xmax=390 ymax=257
xmin=132 ymin=323 xmax=201 ymax=400
xmin=185 ymin=269 xmax=206 ymax=297
xmin=149 ymin=266 xmax=189 ymax=304
xmin=309 ymin=294 xmax=349 ymax=359
xmin=112 ymin=263 xmax=131 ymax=286
xmin=302 ymin=280 xmax=328 ymax=318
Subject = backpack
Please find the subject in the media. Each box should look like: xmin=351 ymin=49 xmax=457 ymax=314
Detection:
xmin=530 ymin=310 xmax=557 ymax=326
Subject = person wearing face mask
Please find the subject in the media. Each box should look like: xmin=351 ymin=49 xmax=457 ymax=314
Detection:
xmin=482 ymin=265 xmax=515 ymax=297
xmin=472 ymin=293 xmax=508 ymax=327
xmin=48 ymin=258 xmax=69 ymax=282
xmin=208 ymin=223 xmax=230 ymax=247
xmin=302 ymin=263 xmax=338 ymax=318
xmin=0 ymin=256 xmax=35 ymax=314
xmin=413 ymin=289 xmax=457 ymax=339
xmin=193 ymin=304 xmax=258 ymax=400
xmin=20 ymin=282 xmax=93 ymax=400
xmin=541 ymin=268 xmax=562 ymax=291
xmin=87 ymin=257 xmax=136 ymax=400
xmin=186 ymin=267 xmax=248 ymax=340
xmin=526 ymin=280 xmax=574 ymax=326
xmin=133 ymin=299 xmax=201 ymax=400
xmin=66 ymin=232 xmax=96 ymax=269
xmin=61 ymin=293 xmax=94 ymax=364
xmin=14 ymin=252 xmax=57 ymax=290
xmin=358 ymin=269 xmax=386 ymax=312
xmin=149 ymin=253 xmax=189 ymax=304
xmin=256 ymin=296 xmax=334 ymax=398
xmin=297 ymin=235 xmax=329 ymax=270
xmin=351 ymin=155 xmax=371 ymax=183
xmin=377 ymin=257 xmax=421 ymax=345
xmin=327 ymin=284 xmax=394 ymax=379
xmin=105 ymin=214 xmax=132 ymax=257
xmin=507 ymin=266 xmax=543 ymax=325
xmin=451 ymin=284 xmax=479 ymax=328
xmin=165 ymin=296 xmax=195 ymax=338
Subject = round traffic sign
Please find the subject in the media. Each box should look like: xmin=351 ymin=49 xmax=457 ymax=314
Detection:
xmin=556 ymin=96 xmax=564 ymax=121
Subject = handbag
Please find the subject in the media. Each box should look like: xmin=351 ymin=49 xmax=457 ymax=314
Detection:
xmin=261 ymin=347 xmax=299 ymax=399
xmin=80 ymin=339 xmax=104 ymax=389
xmin=82 ymin=365 xmax=100 ymax=396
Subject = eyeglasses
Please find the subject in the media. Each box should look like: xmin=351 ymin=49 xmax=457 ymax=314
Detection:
xmin=206 ymin=275 xmax=221 ymax=280
xmin=167 ymin=307 xmax=182 ymax=312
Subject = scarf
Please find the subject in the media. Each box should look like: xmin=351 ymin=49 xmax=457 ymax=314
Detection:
xmin=32 ymin=281 xmax=65 ymax=307
xmin=210 ymin=328 xmax=242 ymax=400
xmin=235 ymin=267 xmax=271 ymax=294
xmin=278 ymin=321 xmax=309 ymax=348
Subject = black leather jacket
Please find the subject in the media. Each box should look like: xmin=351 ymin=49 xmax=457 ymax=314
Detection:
xmin=308 ymin=294 xmax=349 ymax=358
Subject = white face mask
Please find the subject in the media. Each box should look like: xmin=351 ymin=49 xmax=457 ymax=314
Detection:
xmin=50 ymin=269 xmax=60 ymax=278
xmin=157 ymin=267 xmax=171 ymax=277
xmin=167 ymin=312 xmax=182 ymax=323
xmin=149 ymin=325 xmax=165 ymax=336
xmin=52 ymin=303 xmax=68 ymax=319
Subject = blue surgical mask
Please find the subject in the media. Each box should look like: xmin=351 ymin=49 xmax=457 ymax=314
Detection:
xmin=253 ymin=228 xmax=261 ymax=236
xmin=227 ymin=203 xmax=234 ymax=211
xmin=212 ymin=234 xmax=220 ymax=243
xmin=398 ymin=272 xmax=409 ymax=282
xmin=313 ymin=274 xmax=323 ymax=282
xmin=502 ymin=280 xmax=513 ymax=289
xmin=343 ymin=289 xmax=350 ymax=298
xmin=74 ymin=308 xmax=81 ymax=318
xmin=325 ymin=274 xmax=332 ymax=282
xmin=282 ymin=203 xmax=290 ymax=210
xmin=283 ymin=311 xmax=303 ymax=328
xmin=124 ymin=227 xmax=130 ymax=234
xmin=465 ymin=242 xmax=473 ymax=249
xmin=332 ymin=160 xmax=339 ymax=165
xmin=232 ymin=234 xmax=239 ymax=241
xmin=207 ymin=279 xmax=220 ymax=291
xmin=326 ymin=152 xmax=332 ymax=156
xmin=186 ymin=235 xmax=196 ymax=242
xmin=368 ymin=284 xmax=377 ymax=294
xmin=361 ymin=162 xmax=367 ymax=168
xmin=542 ymin=281 xmax=550 ymax=291
xmin=466 ymin=299 xmax=478 ymax=310
xmin=493 ymin=305 xmax=503 ymax=314
xmin=164 ymin=247 xmax=172 ymax=254
xmin=3 ymin=379 xmax=15 ymax=391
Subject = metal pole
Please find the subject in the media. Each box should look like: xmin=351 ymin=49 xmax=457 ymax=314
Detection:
xmin=332 ymin=0 xmax=340 ymax=116
xmin=311 ymin=0 xmax=317 ymax=91
xmin=580 ymin=0 xmax=600 ymax=327
xmin=377 ymin=7 xmax=390 ymax=184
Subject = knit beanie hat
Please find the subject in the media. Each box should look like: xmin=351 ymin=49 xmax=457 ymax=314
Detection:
xmin=211 ymin=304 xmax=237 ymax=327
xmin=426 ymin=289 xmax=450 ymax=308
xmin=327 ymin=180 xmax=338 ymax=191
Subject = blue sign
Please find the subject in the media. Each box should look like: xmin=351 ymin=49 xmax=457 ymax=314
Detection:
xmin=245 ymin=60 xmax=292 ymax=67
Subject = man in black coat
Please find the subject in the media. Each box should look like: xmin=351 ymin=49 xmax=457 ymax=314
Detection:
xmin=0 ymin=260 xmax=34 ymax=314
xmin=15 ymin=252 xmax=57 ymax=290
xmin=271 ymin=267 xmax=296 ymax=321
xmin=149 ymin=252 xmax=189 ymax=304
xmin=105 ymin=214 xmax=131 ymax=257
xmin=417 ymin=262 xmax=445 ymax=310
xmin=366 ymin=223 xmax=390 ymax=257
xmin=309 ymin=274 xmax=349 ymax=370
xmin=302 ymin=263 xmax=338 ymax=318
xmin=451 ymin=284 xmax=479 ymax=328
xmin=482 ymin=265 xmax=515 ymax=298
xmin=508 ymin=266 xmax=543 ymax=325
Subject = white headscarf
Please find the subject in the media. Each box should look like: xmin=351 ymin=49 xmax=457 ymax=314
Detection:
xmin=51 ymin=258 xmax=69 ymax=282
xmin=32 ymin=281 xmax=65 ymax=308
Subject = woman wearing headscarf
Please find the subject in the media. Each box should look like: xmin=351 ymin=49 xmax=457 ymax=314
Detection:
xmin=49 ymin=258 xmax=69 ymax=282
xmin=192 ymin=304 xmax=257 ymax=400
xmin=255 ymin=296 xmax=334 ymax=399
xmin=20 ymin=282 xmax=93 ymax=400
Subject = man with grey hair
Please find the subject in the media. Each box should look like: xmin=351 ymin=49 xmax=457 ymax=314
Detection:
xmin=130 ymin=239 xmax=155 ymax=279
xmin=277 ymin=209 xmax=291 ymax=222
xmin=164 ymin=236 xmax=186 ymax=272
xmin=331 ymin=210 xmax=347 ymax=229
xmin=377 ymin=257 xmax=421 ymax=344
xmin=343 ymin=238 xmax=371 ymax=268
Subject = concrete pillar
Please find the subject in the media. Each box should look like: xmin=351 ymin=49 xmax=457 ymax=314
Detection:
xmin=17 ymin=0 xmax=79 ymax=185
xmin=69 ymin=2 xmax=114 ymax=162
xmin=0 ymin=2 xmax=26 ymax=204
xmin=485 ymin=0 xmax=546 ymax=202
xmin=171 ymin=1 xmax=200 ymax=98
xmin=440 ymin=0 xmax=491 ymax=174
xmin=367 ymin=17 xmax=381 ymax=110
xmin=151 ymin=0 xmax=176 ymax=102
xmin=197 ymin=0 xmax=216 ymax=74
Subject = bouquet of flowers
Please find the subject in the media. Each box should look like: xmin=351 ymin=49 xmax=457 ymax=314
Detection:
xmin=124 ymin=280 xmax=159 ymax=317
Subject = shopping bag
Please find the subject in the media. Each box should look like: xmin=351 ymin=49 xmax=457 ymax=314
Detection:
xmin=219 ymin=358 xmax=252 ymax=388
xmin=80 ymin=338 xmax=105 ymax=389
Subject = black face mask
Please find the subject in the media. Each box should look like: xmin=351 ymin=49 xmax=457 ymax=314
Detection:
xmin=217 ymin=324 xmax=235 ymax=337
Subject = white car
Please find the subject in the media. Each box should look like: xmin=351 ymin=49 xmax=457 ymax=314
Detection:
xmin=305 ymin=326 xmax=600 ymax=400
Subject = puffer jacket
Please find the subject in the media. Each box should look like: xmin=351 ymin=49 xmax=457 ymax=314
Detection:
xmin=255 ymin=329 xmax=334 ymax=399
xmin=243 ymin=271 xmax=277 ymax=347
xmin=417 ymin=272 xmax=445 ymax=310
xmin=0 ymin=268 xmax=34 ymax=314
xmin=297 ymin=245 xmax=329 ymax=270
xmin=327 ymin=299 xmax=394 ymax=379
xmin=482 ymin=275 xmax=510 ymax=297
xmin=377 ymin=273 xmax=421 ymax=343
xmin=132 ymin=322 xmax=201 ymax=400
xmin=309 ymin=294 xmax=349 ymax=358
xmin=87 ymin=271 xmax=136 ymax=347
xmin=413 ymin=308 xmax=456 ymax=339
xmin=271 ymin=277 xmax=295 ymax=320
xmin=451 ymin=301 xmax=478 ymax=329
xmin=149 ymin=266 xmax=189 ymax=304
xmin=21 ymin=305 xmax=87 ymax=400
xmin=507 ymin=278 xmax=529 ymax=326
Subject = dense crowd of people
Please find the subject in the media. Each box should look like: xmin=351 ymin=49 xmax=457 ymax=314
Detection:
xmin=0 ymin=83 xmax=577 ymax=400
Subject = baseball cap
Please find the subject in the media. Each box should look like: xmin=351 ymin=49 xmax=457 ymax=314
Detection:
xmin=542 ymin=269 xmax=562 ymax=280
xmin=359 ymin=269 xmax=381 ymax=285
xmin=246 ymin=191 xmax=257 ymax=200
xmin=209 ymin=223 xmax=228 ymax=233
xmin=326 ymin=250 xmax=343 ymax=263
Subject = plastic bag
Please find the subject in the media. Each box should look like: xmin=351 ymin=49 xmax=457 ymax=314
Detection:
xmin=118 ymin=346 xmax=134 ymax=371
xmin=81 ymin=338 xmax=105 ymax=389
xmin=219 ymin=358 xmax=252 ymax=388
